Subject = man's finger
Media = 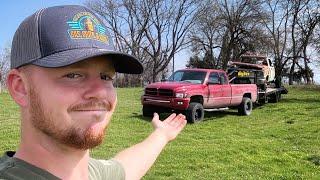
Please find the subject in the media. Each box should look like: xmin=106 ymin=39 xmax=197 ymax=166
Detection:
xmin=151 ymin=113 xmax=162 ymax=128
xmin=152 ymin=113 xmax=159 ymax=121
xmin=163 ymin=113 xmax=177 ymax=123
xmin=177 ymin=118 xmax=187 ymax=129
xmin=168 ymin=114 xmax=185 ymax=127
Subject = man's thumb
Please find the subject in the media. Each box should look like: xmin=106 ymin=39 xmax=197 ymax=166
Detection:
xmin=151 ymin=113 xmax=160 ymax=128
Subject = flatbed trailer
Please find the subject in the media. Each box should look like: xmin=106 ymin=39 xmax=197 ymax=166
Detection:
xmin=257 ymin=86 xmax=288 ymax=104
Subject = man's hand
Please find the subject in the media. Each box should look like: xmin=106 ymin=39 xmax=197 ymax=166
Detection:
xmin=151 ymin=113 xmax=187 ymax=142
xmin=114 ymin=113 xmax=187 ymax=179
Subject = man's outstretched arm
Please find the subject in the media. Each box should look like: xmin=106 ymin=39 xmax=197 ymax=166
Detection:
xmin=113 ymin=113 xmax=187 ymax=180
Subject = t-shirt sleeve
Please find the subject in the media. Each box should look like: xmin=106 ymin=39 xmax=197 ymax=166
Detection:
xmin=88 ymin=158 xmax=125 ymax=180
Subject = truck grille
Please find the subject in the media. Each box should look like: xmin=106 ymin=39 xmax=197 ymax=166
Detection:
xmin=145 ymin=88 xmax=157 ymax=95
xmin=159 ymin=89 xmax=174 ymax=96
xmin=145 ymin=88 xmax=174 ymax=97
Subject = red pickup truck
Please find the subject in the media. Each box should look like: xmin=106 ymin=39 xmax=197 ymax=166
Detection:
xmin=141 ymin=68 xmax=258 ymax=123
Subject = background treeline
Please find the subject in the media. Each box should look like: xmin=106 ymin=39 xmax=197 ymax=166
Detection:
xmin=1 ymin=0 xmax=319 ymax=90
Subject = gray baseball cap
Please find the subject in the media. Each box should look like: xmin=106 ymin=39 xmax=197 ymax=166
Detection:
xmin=11 ymin=5 xmax=143 ymax=74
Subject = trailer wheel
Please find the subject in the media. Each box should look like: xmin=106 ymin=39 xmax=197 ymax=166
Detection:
xmin=238 ymin=97 xmax=253 ymax=116
xmin=258 ymin=96 xmax=267 ymax=105
xmin=186 ymin=102 xmax=204 ymax=123
xmin=269 ymin=92 xmax=280 ymax=103
xmin=142 ymin=105 xmax=156 ymax=117
xmin=275 ymin=77 xmax=282 ymax=88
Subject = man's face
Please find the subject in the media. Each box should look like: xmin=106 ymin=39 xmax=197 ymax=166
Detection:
xmin=25 ymin=57 xmax=117 ymax=149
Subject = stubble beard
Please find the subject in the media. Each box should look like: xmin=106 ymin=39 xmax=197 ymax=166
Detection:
xmin=29 ymin=87 xmax=108 ymax=150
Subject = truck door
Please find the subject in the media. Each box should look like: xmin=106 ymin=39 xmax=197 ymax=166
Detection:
xmin=219 ymin=72 xmax=232 ymax=106
xmin=207 ymin=72 xmax=224 ymax=108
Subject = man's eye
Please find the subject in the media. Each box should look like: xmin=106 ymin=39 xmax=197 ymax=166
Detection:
xmin=100 ymin=73 xmax=115 ymax=81
xmin=64 ymin=73 xmax=82 ymax=79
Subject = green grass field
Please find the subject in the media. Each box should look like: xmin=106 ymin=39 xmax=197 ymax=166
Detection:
xmin=1 ymin=86 xmax=320 ymax=179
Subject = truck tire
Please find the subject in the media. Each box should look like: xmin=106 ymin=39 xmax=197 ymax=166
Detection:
xmin=186 ymin=102 xmax=204 ymax=123
xmin=238 ymin=97 xmax=253 ymax=116
xmin=142 ymin=105 xmax=155 ymax=117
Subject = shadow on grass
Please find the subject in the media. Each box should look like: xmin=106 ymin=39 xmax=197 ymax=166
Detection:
xmin=203 ymin=110 xmax=238 ymax=121
xmin=288 ymin=85 xmax=320 ymax=93
xmin=131 ymin=109 xmax=240 ymax=123
xmin=130 ymin=112 xmax=178 ymax=123
xmin=130 ymin=112 xmax=151 ymax=122
xmin=306 ymin=155 xmax=320 ymax=166
xmin=280 ymin=98 xmax=320 ymax=104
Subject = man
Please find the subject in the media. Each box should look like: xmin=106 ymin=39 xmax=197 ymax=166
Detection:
xmin=0 ymin=5 xmax=187 ymax=180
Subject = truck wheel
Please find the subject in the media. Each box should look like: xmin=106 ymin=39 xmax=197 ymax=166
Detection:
xmin=142 ymin=105 xmax=155 ymax=117
xmin=186 ymin=102 xmax=204 ymax=123
xmin=238 ymin=97 xmax=253 ymax=116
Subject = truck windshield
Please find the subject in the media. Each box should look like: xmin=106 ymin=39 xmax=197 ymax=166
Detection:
xmin=168 ymin=71 xmax=206 ymax=84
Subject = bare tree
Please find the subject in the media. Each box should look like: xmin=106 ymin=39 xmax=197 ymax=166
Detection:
xmin=189 ymin=2 xmax=221 ymax=68
xmin=145 ymin=0 xmax=198 ymax=81
xmin=87 ymin=0 xmax=149 ymax=86
xmin=258 ymin=0 xmax=320 ymax=85
xmin=189 ymin=0 xmax=268 ymax=69
xmin=216 ymin=0 xmax=267 ymax=69
xmin=87 ymin=0 xmax=197 ymax=83
xmin=295 ymin=0 xmax=320 ymax=84
xmin=0 ymin=46 xmax=10 ymax=93
xmin=287 ymin=0 xmax=306 ymax=85
xmin=259 ymin=0 xmax=291 ymax=79
xmin=277 ymin=0 xmax=319 ymax=85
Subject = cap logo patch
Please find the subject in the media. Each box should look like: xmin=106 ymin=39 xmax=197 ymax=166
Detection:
xmin=67 ymin=12 xmax=109 ymax=43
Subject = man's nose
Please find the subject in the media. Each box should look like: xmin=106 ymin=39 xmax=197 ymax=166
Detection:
xmin=83 ymin=77 xmax=114 ymax=100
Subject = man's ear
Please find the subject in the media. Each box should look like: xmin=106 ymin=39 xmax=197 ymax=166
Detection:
xmin=7 ymin=69 xmax=29 ymax=107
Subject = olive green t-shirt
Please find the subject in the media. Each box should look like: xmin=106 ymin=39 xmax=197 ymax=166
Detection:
xmin=0 ymin=151 xmax=125 ymax=180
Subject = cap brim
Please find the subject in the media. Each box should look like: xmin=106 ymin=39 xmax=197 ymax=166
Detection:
xmin=32 ymin=48 xmax=143 ymax=74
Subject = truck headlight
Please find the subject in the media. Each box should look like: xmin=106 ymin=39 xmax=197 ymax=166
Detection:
xmin=175 ymin=92 xmax=186 ymax=98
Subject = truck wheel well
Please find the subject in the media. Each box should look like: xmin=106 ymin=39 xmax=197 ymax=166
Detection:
xmin=190 ymin=96 xmax=203 ymax=105
xmin=243 ymin=93 xmax=251 ymax=99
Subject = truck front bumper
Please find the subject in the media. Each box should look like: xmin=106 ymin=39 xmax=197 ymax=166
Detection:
xmin=141 ymin=96 xmax=190 ymax=110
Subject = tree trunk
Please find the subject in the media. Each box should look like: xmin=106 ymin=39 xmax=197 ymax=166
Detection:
xmin=289 ymin=60 xmax=295 ymax=85
xmin=289 ymin=1 xmax=300 ymax=85
xmin=274 ymin=56 xmax=282 ymax=78
xmin=152 ymin=65 xmax=157 ymax=83
xmin=219 ymin=32 xmax=231 ymax=70
xmin=303 ymin=47 xmax=312 ymax=84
